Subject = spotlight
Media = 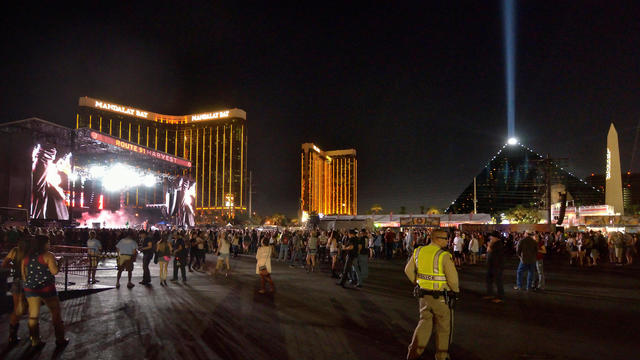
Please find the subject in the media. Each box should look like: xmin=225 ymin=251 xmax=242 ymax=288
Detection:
xmin=507 ymin=137 xmax=518 ymax=145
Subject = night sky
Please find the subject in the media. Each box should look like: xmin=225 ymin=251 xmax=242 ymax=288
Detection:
xmin=2 ymin=1 xmax=640 ymax=217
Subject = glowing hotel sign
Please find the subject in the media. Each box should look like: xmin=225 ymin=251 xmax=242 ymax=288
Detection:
xmin=80 ymin=96 xmax=246 ymax=123
xmin=94 ymin=100 xmax=149 ymax=119
xmin=191 ymin=110 xmax=230 ymax=121
xmin=606 ymin=148 xmax=611 ymax=180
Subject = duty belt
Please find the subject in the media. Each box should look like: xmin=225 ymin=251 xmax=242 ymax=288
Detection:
xmin=418 ymin=289 xmax=446 ymax=298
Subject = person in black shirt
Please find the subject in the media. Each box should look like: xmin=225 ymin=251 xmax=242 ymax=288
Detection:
xmin=188 ymin=233 xmax=198 ymax=272
xmin=171 ymin=232 xmax=188 ymax=282
xmin=484 ymin=231 xmax=505 ymax=303
xmin=139 ymin=231 xmax=154 ymax=285
xmin=337 ymin=230 xmax=358 ymax=288
xmin=354 ymin=229 xmax=369 ymax=287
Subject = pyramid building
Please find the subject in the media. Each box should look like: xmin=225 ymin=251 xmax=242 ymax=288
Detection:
xmin=446 ymin=142 xmax=603 ymax=215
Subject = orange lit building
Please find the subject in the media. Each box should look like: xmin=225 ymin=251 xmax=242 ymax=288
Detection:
xmin=76 ymin=97 xmax=247 ymax=216
xmin=301 ymin=143 xmax=357 ymax=216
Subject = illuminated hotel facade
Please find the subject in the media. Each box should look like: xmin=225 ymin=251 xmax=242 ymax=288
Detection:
xmin=76 ymin=97 xmax=247 ymax=216
xmin=301 ymin=143 xmax=357 ymax=216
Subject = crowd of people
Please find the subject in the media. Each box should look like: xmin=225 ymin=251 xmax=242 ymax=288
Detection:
xmin=1 ymin=224 xmax=639 ymax=348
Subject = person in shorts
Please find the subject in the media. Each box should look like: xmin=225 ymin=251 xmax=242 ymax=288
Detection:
xmin=213 ymin=232 xmax=231 ymax=277
xmin=1 ymin=236 xmax=29 ymax=344
xmin=22 ymin=235 xmax=69 ymax=348
xmin=452 ymin=233 xmax=464 ymax=267
xmin=115 ymin=230 xmax=137 ymax=289
xmin=86 ymin=231 xmax=102 ymax=284
xmin=306 ymin=231 xmax=319 ymax=272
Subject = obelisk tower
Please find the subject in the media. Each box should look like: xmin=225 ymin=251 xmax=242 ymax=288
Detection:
xmin=606 ymin=123 xmax=624 ymax=215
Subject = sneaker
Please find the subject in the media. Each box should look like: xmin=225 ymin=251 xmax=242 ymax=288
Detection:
xmin=127 ymin=283 xmax=135 ymax=289
xmin=513 ymin=286 xmax=521 ymax=290
xmin=115 ymin=283 xmax=120 ymax=289
xmin=170 ymin=278 xmax=178 ymax=282
xmin=55 ymin=338 xmax=70 ymax=347
xmin=491 ymin=298 xmax=504 ymax=304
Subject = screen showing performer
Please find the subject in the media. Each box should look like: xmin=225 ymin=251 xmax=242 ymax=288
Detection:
xmin=31 ymin=144 xmax=71 ymax=220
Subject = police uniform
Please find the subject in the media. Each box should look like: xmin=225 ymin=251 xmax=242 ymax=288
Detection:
xmin=405 ymin=231 xmax=459 ymax=360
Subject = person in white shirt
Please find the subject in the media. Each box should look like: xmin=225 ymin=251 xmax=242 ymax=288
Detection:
xmin=453 ymin=233 xmax=464 ymax=267
xmin=115 ymin=231 xmax=138 ymax=289
xmin=256 ymin=238 xmax=274 ymax=293
xmin=469 ymin=234 xmax=480 ymax=265
xmin=86 ymin=231 xmax=102 ymax=284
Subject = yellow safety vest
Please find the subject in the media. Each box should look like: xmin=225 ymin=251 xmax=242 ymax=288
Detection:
xmin=414 ymin=244 xmax=450 ymax=290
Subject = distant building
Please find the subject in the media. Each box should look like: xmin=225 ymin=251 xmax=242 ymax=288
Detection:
xmin=301 ymin=143 xmax=357 ymax=216
xmin=77 ymin=97 xmax=247 ymax=216
xmin=446 ymin=142 xmax=603 ymax=216
xmin=586 ymin=172 xmax=640 ymax=212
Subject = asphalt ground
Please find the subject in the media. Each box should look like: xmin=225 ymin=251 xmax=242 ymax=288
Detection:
xmin=0 ymin=253 xmax=638 ymax=360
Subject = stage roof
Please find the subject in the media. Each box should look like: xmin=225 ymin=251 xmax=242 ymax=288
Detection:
xmin=74 ymin=128 xmax=192 ymax=173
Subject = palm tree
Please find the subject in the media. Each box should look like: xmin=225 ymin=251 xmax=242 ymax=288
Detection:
xmin=419 ymin=205 xmax=425 ymax=214
xmin=399 ymin=206 xmax=407 ymax=214
xmin=370 ymin=204 xmax=383 ymax=214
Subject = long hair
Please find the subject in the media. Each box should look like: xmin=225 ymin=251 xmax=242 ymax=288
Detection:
xmin=28 ymin=234 xmax=49 ymax=256
xmin=157 ymin=234 xmax=169 ymax=252
xmin=13 ymin=235 xmax=31 ymax=276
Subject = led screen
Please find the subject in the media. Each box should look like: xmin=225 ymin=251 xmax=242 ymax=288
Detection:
xmin=31 ymin=144 xmax=72 ymax=220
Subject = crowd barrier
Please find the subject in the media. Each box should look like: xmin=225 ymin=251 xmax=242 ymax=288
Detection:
xmin=51 ymin=245 xmax=117 ymax=291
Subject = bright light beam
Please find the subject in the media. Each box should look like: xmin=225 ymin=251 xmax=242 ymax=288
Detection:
xmin=503 ymin=0 xmax=516 ymax=138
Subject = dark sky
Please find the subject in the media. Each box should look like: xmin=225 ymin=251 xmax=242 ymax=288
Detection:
xmin=2 ymin=1 xmax=640 ymax=217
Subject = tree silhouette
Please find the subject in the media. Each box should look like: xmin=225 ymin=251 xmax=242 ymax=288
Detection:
xmin=370 ymin=204 xmax=383 ymax=214
xmin=426 ymin=207 xmax=441 ymax=215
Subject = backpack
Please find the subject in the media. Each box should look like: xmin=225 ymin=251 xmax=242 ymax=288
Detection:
xmin=614 ymin=235 xmax=624 ymax=247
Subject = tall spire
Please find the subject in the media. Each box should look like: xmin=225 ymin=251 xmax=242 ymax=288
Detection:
xmin=606 ymin=123 xmax=624 ymax=215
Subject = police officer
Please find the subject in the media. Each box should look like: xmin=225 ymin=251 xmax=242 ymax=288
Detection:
xmin=405 ymin=229 xmax=459 ymax=360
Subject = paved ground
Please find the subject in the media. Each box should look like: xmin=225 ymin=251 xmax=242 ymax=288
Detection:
xmin=1 ymin=253 xmax=639 ymax=360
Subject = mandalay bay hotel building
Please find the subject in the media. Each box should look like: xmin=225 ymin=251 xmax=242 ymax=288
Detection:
xmin=76 ymin=96 xmax=247 ymax=217
xmin=301 ymin=143 xmax=357 ymax=217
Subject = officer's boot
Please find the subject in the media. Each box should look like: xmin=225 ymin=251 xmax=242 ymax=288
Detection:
xmin=28 ymin=319 xmax=45 ymax=349
xmin=54 ymin=320 xmax=70 ymax=347
xmin=8 ymin=323 xmax=20 ymax=344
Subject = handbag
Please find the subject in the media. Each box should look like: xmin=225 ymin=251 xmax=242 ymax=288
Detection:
xmin=259 ymin=265 xmax=269 ymax=275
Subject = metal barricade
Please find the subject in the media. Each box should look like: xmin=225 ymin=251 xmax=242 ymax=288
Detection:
xmin=50 ymin=245 xmax=117 ymax=291
xmin=50 ymin=245 xmax=89 ymax=292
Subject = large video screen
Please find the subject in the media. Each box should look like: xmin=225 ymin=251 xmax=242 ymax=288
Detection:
xmin=31 ymin=144 xmax=72 ymax=220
